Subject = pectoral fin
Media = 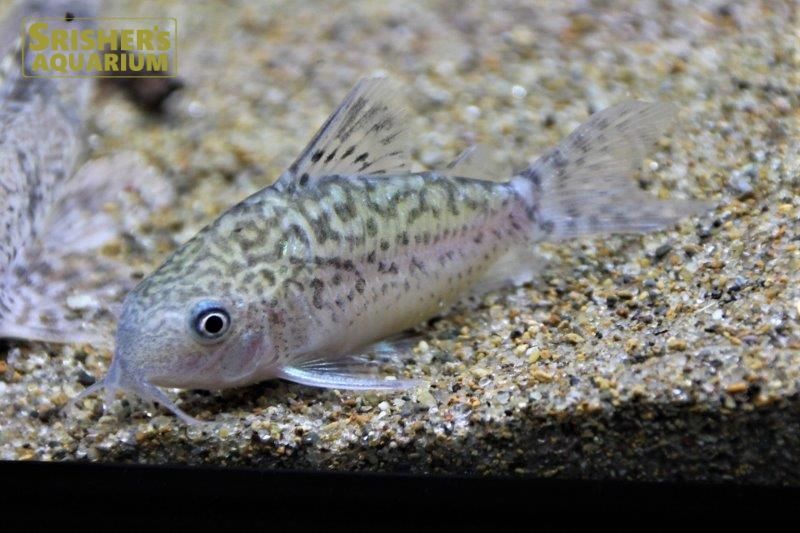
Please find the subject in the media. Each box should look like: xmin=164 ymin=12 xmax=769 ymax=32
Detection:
xmin=0 ymin=249 xmax=127 ymax=346
xmin=278 ymin=354 xmax=418 ymax=391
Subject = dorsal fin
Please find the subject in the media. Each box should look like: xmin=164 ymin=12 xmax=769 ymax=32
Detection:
xmin=441 ymin=144 xmax=509 ymax=182
xmin=273 ymin=76 xmax=409 ymax=191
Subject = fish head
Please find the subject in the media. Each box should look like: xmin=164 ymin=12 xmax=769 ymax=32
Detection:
xmin=68 ymin=240 xmax=277 ymax=424
xmin=113 ymin=285 xmax=271 ymax=391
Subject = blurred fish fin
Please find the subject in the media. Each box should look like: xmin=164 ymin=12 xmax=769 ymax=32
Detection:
xmin=278 ymin=353 xmax=418 ymax=391
xmin=441 ymin=144 xmax=509 ymax=182
xmin=511 ymin=101 xmax=711 ymax=240
xmin=43 ymin=151 xmax=174 ymax=254
xmin=369 ymin=331 xmax=424 ymax=359
xmin=476 ymin=248 xmax=541 ymax=295
xmin=0 ymin=151 xmax=170 ymax=346
xmin=274 ymin=75 xmax=409 ymax=190
xmin=0 ymin=245 xmax=129 ymax=347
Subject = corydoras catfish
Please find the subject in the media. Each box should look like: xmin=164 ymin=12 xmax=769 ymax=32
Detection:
xmin=0 ymin=0 xmax=172 ymax=346
xmin=70 ymin=76 xmax=709 ymax=423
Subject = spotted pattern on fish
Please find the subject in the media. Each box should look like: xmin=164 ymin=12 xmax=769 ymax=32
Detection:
xmin=131 ymin=172 xmax=527 ymax=362
xmin=0 ymin=49 xmax=86 ymax=338
xmin=71 ymin=76 xmax=709 ymax=424
xmin=0 ymin=1 xmax=173 ymax=345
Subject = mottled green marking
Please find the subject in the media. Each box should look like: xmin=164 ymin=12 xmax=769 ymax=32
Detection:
xmin=69 ymin=76 xmax=708 ymax=424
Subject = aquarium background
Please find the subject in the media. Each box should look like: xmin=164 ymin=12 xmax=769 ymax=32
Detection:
xmin=0 ymin=0 xmax=798 ymax=484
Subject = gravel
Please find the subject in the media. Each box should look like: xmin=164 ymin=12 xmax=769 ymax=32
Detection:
xmin=1 ymin=0 xmax=798 ymax=484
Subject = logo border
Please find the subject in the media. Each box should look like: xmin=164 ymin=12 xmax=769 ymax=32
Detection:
xmin=20 ymin=16 xmax=178 ymax=79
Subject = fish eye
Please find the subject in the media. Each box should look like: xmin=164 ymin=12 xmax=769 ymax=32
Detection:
xmin=190 ymin=302 xmax=231 ymax=342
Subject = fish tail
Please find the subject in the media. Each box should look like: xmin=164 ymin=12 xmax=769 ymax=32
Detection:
xmin=510 ymin=101 xmax=710 ymax=241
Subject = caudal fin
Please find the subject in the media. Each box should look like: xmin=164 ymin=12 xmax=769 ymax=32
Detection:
xmin=511 ymin=101 xmax=710 ymax=240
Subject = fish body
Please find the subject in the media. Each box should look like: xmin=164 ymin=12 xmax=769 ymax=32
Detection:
xmin=0 ymin=3 xmax=93 ymax=342
xmin=0 ymin=74 xmax=83 ymax=268
xmin=73 ymin=76 xmax=707 ymax=423
xmin=0 ymin=2 xmax=96 ymax=268
xmin=120 ymin=172 xmax=521 ymax=391
xmin=0 ymin=1 xmax=172 ymax=345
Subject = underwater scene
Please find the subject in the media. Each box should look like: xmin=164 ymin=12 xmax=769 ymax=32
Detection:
xmin=0 ymin=0 xmax=798 ymax=484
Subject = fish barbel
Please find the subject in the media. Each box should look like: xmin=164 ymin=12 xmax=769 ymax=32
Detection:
xmin=70 ymin=76 xmax=708 ymax=423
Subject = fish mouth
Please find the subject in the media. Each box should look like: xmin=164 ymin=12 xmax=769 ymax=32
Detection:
xmin=64 ymin=351 xmax=204 ymax=425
